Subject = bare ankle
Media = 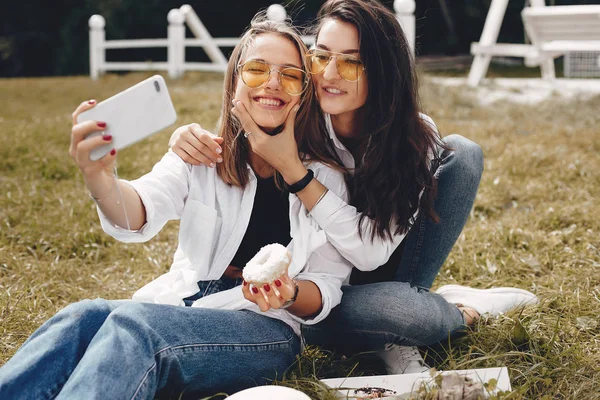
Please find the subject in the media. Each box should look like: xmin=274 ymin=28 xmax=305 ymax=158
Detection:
xmin=457 ymin=306 xmax=480 ymax=325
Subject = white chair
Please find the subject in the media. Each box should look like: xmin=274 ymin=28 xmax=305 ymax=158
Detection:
xmin=468 ymin=0 xmax=600 ymax=86
xmin=521 ymin=4 xmax=600 ymax=80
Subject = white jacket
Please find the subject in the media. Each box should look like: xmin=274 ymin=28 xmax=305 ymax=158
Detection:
xmin=309 ymin=113 xmax=439 ymax=270
xmin=99 ymin=151 xmax=352 ymax=336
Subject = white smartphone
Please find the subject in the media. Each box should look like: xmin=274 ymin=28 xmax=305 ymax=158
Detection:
xmin=77 ymin=75 xmax=177 ymax=161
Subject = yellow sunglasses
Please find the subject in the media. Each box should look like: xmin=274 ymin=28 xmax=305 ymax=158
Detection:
xmin=305 ymin=49 xmax=366 ymax=82
xmin=238 ymin=60 xmax=309 ymax=96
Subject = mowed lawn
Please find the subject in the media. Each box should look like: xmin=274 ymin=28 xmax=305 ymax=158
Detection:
xmin=1 ymin=72 xmax=599 ymax=399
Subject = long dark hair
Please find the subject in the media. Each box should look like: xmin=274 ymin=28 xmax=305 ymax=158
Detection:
xmin=316 ymin=0 xmax=445 ymax=241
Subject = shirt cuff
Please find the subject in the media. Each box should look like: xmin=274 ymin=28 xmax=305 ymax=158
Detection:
xmin=308 ymin=189 xmax=345 ymax=230
xmin=97 ymin=180 xmax=155 ymax=241
xmin=286 ymin=278 xmax=336 ymax=326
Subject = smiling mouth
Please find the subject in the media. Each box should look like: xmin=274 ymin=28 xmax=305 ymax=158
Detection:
xmin=322 ymin=87 xmax=346 ymax=95
xmin=253 ymin=97 xmax=286 ymax=108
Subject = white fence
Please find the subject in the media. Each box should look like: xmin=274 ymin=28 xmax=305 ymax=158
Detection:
xmin=89 ymin=1 xmax=416 ymax=80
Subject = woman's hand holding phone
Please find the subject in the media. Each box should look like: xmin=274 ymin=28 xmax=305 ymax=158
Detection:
xmin=70 ymin=100 xmax=117 ymax=199
xmin=69 ymin=99 xmax=147 ymax=230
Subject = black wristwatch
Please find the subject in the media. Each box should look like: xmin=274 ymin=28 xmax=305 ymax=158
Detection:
xmin=285 ymin=170 xmax=314 ymax=194
xmin=281 ymin=280 xmax=300 ymax=309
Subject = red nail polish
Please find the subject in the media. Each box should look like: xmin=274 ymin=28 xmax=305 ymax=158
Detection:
xmin=243 ymin=280 xmax=247 ymax=286
xmin=88 ymin=99 xmax=96 ymax=104
xmin=97 ymin=122 xmax=106 ymax=128
xmin=252 ymin=286 xmax=259 ymax=294
xmin=263 ymin=284 xmax=271 ymax=292
xmin=110 ymin=149 xmax=116 ymax=156
xmin=102 ymin=135 xmax=112 ymax=141
xmin=274 ymin=280 xmax=282 ymax=287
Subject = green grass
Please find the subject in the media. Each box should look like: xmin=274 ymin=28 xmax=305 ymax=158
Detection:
xmin=1 ymin=72 xmax=599 ymax=399
xmin=421 ymin=57 xmax=566 ymax=79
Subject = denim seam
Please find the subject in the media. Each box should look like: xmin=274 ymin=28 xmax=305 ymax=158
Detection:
xmin=335 ymin=328 xmax=411 ymax=347
xmin=331 ymin=327 xmax=459 ymax=347
xmin=408 ymin=210 xmax=428 ymax=279
xmin=347 ymin=326 xmax=457 ymax=337
xmin=156 ymin=339 xmax=294 ymax=355
xmin=131 ymin=364 xmax=156 ymax=400
xmin=342 ymin=328 xmax=404 ymax=336
xmin=406 ymin=150 xmax=448 ymax=284
xmin=130 ymin=338 xmax=296 ymax=400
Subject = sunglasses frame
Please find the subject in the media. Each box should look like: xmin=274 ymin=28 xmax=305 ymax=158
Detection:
xmin=305 ymin=49 xmax=366 ymax=82
xmin=237 ymin=59 xmax=309 ymax=96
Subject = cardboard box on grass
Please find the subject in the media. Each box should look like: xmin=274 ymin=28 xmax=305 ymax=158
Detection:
xmin=320 ymin=367 xmax=511 ymax=399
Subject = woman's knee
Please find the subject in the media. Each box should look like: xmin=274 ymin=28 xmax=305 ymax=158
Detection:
xmin=56 ymin=298 xmax=114 ymax=324
xmin=102 ymin=302 xmax=170 ymax=340
xmin=105 ymin=302 xmax=151 ymax=326
xmin=353 ymin=283 xmax=426 ymax=332
xmin=442 ymin=134 xmax=484 ymax=181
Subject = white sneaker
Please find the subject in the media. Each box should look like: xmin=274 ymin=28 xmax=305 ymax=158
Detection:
xmin=377 ymin=344 xmax=430 ymax=375
xmin=436 ymin=284 xmax=538 ymax=316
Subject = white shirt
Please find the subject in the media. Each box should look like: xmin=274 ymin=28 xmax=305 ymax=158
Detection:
xmin=309 ymin=113 xmax=439 ymax=271
xmin=99 ymin=151 xmax=353 ymax=336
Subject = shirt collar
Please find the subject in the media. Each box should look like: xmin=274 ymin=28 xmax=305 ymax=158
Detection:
xmin=324 ymin=113 xmax=350 ymax=154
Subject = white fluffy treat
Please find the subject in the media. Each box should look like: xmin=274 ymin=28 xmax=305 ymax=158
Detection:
xmin=243 ymin=244 xmax=291 ymax=284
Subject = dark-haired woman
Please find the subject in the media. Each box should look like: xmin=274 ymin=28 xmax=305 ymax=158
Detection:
xmin=170 ymin=0 xmax=538 ymax=375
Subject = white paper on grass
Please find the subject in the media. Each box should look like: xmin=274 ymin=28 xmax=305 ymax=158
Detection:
xmin=320 ymin=367 xmax=511 ymax=399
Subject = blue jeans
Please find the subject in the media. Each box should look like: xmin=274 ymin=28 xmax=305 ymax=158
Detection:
xmin=303 ymin=134 xmax=484 ymax=352
xmin=0 ymin=279 xmax=300 ymax=400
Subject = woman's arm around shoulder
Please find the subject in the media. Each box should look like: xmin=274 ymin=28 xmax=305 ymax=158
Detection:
xmin=288 ymin=161 xmax=400 ymax=271
xmin=284 ymin=114 xmax=441 ymax=271
xmin=282 ymin=162 xmax=353 ymax=324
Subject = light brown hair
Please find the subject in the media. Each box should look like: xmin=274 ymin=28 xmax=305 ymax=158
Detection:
xmin=216 ymin=14 xmax=344 ymax=187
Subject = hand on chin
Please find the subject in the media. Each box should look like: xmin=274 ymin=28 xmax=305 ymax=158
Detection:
xmin=252 ymin=116 xmax=285 ymax=137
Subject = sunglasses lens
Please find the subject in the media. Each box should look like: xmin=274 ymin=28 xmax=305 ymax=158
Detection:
xmin=241 ymin=60 xmax=306 ymax=96
xmin=241 ymin=60 xmax=270 ymax=88
xmin=307 ymin=50 xmax=364 ymax=82
xmin=280 ymin=68 xmax=306 ymax=96
xmin=307 ymin=50 xmax=330 ymax=75
xmin=337 ymin=56 xmax=364 ymax=81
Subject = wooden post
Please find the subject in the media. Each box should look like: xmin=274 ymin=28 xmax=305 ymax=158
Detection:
xmin=467 ymin=0 xmax=509 ymax=87
xmin=394 ymin=0 xmax=416 ymax=58
xmin=167 ymin=9 xmax=185 ymax=79
xmin=89 ymin=15 xmax=106 ymax=80
xmin=180 ymin=4 xmax=228 ymax=68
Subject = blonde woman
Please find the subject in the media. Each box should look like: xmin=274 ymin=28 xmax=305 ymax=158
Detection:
xmin=0 ymin=17 xmax=352 ymax=399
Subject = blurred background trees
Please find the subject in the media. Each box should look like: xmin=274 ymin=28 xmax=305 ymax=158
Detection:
xmin=1 ymin=0 xmax=598 ymax=77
